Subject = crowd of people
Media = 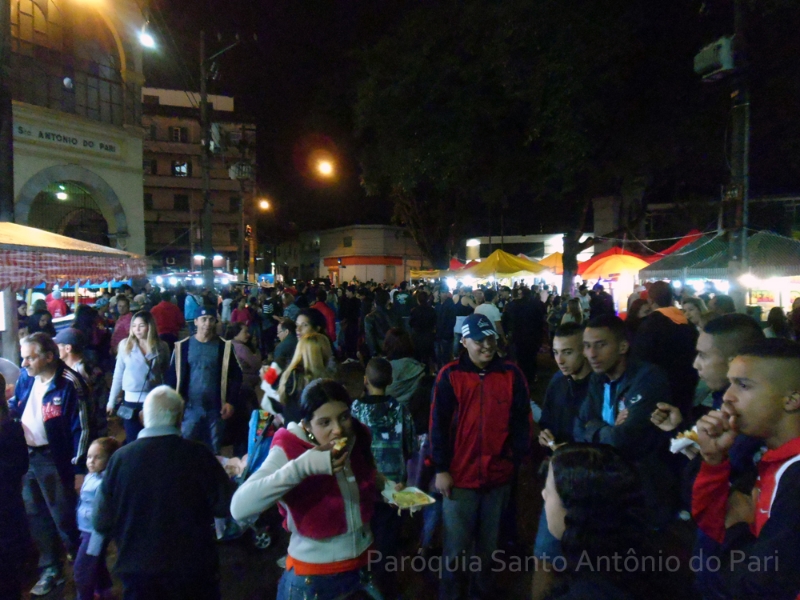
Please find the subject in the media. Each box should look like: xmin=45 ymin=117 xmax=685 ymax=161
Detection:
xmin=0 ymin=275 xmax=799 ymax=600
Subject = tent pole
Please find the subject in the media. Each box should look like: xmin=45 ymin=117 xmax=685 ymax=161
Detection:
xmin=2 ymin=287 xmax=19 ymax=365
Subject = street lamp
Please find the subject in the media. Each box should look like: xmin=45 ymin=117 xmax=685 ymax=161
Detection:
xmin=258 ymin=199 xmax=270 ymax=211
xmin=317 ymin=159 xmax=334 ymax=177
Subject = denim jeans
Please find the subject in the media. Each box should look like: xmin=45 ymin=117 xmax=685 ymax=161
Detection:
xmin=420 ymin=494 xmax=443 ymax=548
xmin=435 ymin=338 xmax=454 ymax=369
xmin=119 ymin=573 xmax=220 ymax=600
xmin=440 ymin=485 xmax=510 ymax=600
xmin=277 ymin=567 xmax=363 ymax=600
xmin=121 ymin=401 xmax=144 ymax=445
xmin=181 ymin=405 xmax=224 ymax=454
xmin=22 ymin=448 xmax=80 ymax=572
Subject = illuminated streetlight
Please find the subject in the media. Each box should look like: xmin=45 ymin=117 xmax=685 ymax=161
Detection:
xmin=317 ymin=159 xmax=334 ymax=177
xmin=258 ymin=199 xmax=270 ymax=210
xmin=139 ymin=30 xmax=156 ymax=49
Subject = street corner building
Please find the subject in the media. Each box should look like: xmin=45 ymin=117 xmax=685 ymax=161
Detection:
xmin=9 ymin=0 xmax=147 ymax=255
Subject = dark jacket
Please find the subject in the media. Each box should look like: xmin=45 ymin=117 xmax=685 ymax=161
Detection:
xmin=589 ymin=291 xmax=615 ymax=319
xmin=165 ymin=336 xmax=242 ymax=411
xmin=540 ymin=370 xmax=590 ymax=444
xmin=93 ymin=428 xmax=235 ymax=576
xmin=430 ymin=353 xmax=531 ymax=489
xmin=11 ymin=362 xmax=90 ymax=482
xmin=631 ymin=308 xmax=699 ymax=418
xmin=365 ymin=306 xmax=394 ymax=356
xmin=0 ymin=416 xmax=29 ymax=548
xmin=574 ymin=360 xmax=678 ymax=527
xmin=435 ymin=298 xmax=457 ymax=341
xmin=273 ymin=334 xmax=298 ymax=371
xmin=505 ymin=296 xmax=545 ymax=347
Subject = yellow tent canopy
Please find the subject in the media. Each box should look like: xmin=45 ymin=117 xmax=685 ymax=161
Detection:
xmin=539 ymin=252 xmax=564 ymax=275
xmin=580 ymin=254 xmax=649 ymax=279
xmin=410 ymin=269 xmax=444 ymax=279
xmin=456 ymin=249 xmax=546 ymax=279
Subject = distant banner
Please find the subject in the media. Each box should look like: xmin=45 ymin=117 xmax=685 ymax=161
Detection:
xmin=0 ymin=250 xmax=146 ymax=289
xmin=14 ymin=120 xmax=121 ymax=157
xmin=751 ymin=290 xmax=775 ymax=304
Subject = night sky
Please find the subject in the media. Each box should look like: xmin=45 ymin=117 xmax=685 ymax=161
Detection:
xmin=144 ymin=0 xmax=800 ymax=246
xmin=144 ymin=0 xmax=404 ymax=239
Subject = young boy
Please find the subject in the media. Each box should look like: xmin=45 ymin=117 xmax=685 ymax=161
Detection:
xmin=350 ymin=357 xmax=414 ymax=598
xmin=351 ymin=357 xmax=414 ymax=485
xmin=693 ymin=338 xmax=800 ymax=599
xmin=74 ymin=437 xmax=121 ymax=600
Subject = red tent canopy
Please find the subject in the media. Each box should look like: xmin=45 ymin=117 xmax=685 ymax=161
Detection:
xmin=577 ymin=247 xmax=654 ymax=276
xmin=462 ymin=260 xmax=480 ymax=269
xmin=449 ymin=257 xmax=466 ymax=270
xmin=649 ymin=230 xmax=703 ymax=259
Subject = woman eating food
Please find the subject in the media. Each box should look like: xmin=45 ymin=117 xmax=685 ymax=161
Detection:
xmin=230 ymin=378 xmax=378 ymax=600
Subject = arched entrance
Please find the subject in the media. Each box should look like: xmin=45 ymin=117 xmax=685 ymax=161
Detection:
xmin=16 ymin=164 xmax=129 ymax=249
xmin=28 ymin=181 xmax=110 ymax=247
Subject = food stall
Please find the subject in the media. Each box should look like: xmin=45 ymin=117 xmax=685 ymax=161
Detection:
xmin=640 ymin=231 xmax=800 ymax=319
xmin=0 ymin=222 xmax=147 ymax=362
xmin=448 ymin=249 xmax=547 ymax=287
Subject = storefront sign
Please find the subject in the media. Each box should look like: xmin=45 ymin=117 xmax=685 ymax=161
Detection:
xmin=14 ymin=121 xmax=120 ymax=156
xmin=751 ymin=290 xmax=775 ymax=304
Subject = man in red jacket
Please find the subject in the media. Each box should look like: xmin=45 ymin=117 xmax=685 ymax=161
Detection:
xmin=150 ymin=291 xmax=185 ymax=352
xmin=311 ymin=289 xmax=337 ymax=342
xmin=431 ymin=314 xmax=531 ymax=600
xmin=693 ymin=338 xmax=800 ymax=599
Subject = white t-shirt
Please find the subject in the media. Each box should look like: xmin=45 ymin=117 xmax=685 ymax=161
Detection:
xmin=21 ymin=375 xmax=53 ymax=447
xmin=578 ymin=294 xmax=591 ymax=316
xmin=474 ymin=303 xmax=502 ymax=325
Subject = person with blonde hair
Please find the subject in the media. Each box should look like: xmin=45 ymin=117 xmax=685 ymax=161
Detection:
xmin=108 ymin=311 xmax=170 ymax=443
xmin=277 ymin=333 xmax=335 ymax=424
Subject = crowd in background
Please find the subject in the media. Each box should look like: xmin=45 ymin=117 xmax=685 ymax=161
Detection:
xmin=1 ymin=273 xmax=799 ymax=600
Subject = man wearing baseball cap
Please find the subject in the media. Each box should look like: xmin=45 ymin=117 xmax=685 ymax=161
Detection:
xmin=430 ymin=313 xmax=532 ymax=600
xmin=165 ymin=305 xmax=243 ymax=454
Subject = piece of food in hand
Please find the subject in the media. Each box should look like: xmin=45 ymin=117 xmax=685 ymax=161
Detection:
xmin=392 ymin=490 xmax=434 ymax=509
xmin=676 ymin=429 xmax=699 ymax=443
xmin=332 ymin=437 xmax=348 ymax=453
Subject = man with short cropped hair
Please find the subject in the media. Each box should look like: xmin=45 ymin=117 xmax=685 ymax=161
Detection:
xmin=273 ymin=318 xmax=297 ymax=370
xmin=166 ymin=306 xmax=242 ymax=454
xmin=150 ymin=290 xmax=185 ymax=352
xmin=93 ymin=386 xmax=235 ymax=600
xmin=693 ymin=339 xmax=800 ymax=599
xmin=574 ymin=314 xmax=677 ymax=527
xmin=531 ymin=322 xmax=592 ymax=600
xmin=10 ymin=333 xmax=89 ymax=596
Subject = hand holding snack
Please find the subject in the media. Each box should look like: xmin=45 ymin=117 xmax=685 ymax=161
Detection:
xmin=651 ymin=402 xmax=683 ymax=432
xmin=696 ymin=409 xmax=737 ymax=465
xmin=313 ymin=438 xmax=349 ymax=474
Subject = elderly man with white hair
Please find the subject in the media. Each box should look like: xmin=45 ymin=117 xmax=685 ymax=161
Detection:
xmin=93 ymin=386 xmax=235 ymax=600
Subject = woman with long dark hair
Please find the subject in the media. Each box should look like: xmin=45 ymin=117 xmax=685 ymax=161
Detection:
xmin=541 ymin=444 xmax=682 ymax=600
xmin=231 ymin=379 xmax=378 ymax=600
xmin=27 ymin=310 xmax=56 ymax=337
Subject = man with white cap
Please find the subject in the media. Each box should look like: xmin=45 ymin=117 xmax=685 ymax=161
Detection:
xmin=430 ymin=313 xmax=532 ymax=600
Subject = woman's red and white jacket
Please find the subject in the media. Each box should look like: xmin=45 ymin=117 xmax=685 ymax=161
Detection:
xmin=230 ymin=421 xmax=376 ymax=567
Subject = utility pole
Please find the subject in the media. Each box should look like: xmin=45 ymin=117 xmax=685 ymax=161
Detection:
xmin=731 ymin=0 xmax=750 ymax=270
xmin=199 ymin=31 xmax=214 ymax=290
